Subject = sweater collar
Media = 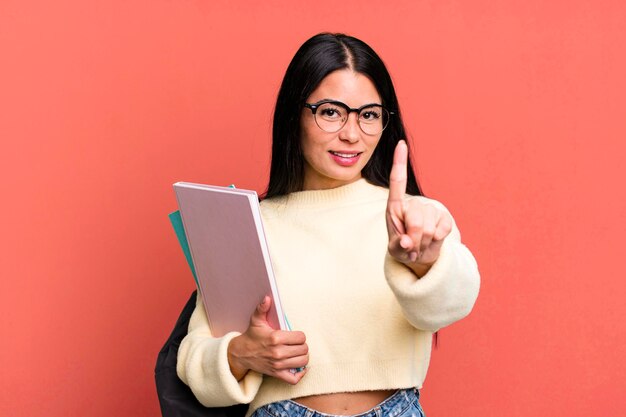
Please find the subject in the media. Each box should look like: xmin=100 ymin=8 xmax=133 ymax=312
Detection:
xmin=274 ymin=178 xmax=384 ymax=207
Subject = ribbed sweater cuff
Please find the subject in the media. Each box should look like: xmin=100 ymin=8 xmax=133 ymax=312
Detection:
xmin=384 ymin=238 xmax=477 ymax=332
xmin=181 ymin=331 xmax=263 ymax=406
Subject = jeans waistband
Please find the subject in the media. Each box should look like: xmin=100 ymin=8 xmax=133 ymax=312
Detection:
xmin=257 ymin=388 xmax=420 ymax=417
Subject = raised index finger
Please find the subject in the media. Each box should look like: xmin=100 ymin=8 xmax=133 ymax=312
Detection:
xmin=388 ymin=140 xmax=408 ymax=206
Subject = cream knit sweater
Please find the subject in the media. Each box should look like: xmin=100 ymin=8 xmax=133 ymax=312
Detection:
xmin=176 ymin=179 xmax=480 ymax=415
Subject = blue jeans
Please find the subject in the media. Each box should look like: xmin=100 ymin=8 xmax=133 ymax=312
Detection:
xmin=251 ymin=389 xmax=425 ymax=417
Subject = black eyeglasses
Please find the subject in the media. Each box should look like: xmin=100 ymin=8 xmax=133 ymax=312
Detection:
xmin=304 ymin=100 xmax=394 ymax=135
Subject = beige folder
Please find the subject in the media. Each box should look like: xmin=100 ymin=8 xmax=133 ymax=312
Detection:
xmin=173 ymin=182 xmax=287 ymax=337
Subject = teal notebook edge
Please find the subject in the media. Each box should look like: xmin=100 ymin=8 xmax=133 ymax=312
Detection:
xmin=169 ymin=210 xmax=199 ymax=288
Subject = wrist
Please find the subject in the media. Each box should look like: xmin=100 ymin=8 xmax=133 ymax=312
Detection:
xmin=406 ymin=260 xmax=434 ymax=278
xmin=227 ymin=335 xmax=249 ymax=381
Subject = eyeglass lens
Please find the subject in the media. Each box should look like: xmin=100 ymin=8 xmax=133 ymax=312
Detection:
xmin=314 ymin=102 xmax=389 ymax=135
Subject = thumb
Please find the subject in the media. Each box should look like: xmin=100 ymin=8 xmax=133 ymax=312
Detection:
xmin=250 ymin=296 xmax=272 ymax=326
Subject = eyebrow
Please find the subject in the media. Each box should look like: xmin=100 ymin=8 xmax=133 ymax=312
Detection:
xmin=313 ymin=98 xmax=383 ymax=107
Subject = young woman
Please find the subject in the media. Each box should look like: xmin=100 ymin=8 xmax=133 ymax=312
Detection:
xmin=176 ymin=33 xmax=480 ymax=417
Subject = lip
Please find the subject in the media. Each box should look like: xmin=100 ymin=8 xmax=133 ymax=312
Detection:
xmin=328 ymin=150 xmax=363 ymax=167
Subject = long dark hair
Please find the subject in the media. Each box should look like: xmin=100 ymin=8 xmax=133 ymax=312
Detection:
xmin=264 ymin=33 xmax=423 ymax=199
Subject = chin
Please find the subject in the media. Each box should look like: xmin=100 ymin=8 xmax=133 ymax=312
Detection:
xmin=329 ymin=172 xmax=363 ymax=186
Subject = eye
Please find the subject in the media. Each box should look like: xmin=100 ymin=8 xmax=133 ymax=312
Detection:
xmin=360 ymin=107 xmax=382 ymax=122
xmin=317 ymin=103 xmax=345 ymax=121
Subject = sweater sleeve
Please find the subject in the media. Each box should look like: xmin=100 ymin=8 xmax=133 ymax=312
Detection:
xmin=384 ymin=198 xmax=480 ymax=332
xmin=176 ymin=293 xmax=263 ymax=406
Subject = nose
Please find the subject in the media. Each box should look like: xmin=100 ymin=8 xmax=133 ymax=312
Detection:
xmin=338 ymin=111 xmax=361 ymax=143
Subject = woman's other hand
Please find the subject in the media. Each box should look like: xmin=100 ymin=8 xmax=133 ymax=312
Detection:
xmin=227 ymin=296 xmax=309 ymax=384
xmin=386 ymin=140 xmax=453 ymax=277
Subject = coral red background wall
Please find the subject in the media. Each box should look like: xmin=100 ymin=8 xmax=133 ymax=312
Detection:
xmin=1 ymin=1 xmax=625 ymax=416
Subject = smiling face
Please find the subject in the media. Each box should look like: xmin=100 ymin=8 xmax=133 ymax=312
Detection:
xmin=300 ymin=69 xmax=383 ymax=191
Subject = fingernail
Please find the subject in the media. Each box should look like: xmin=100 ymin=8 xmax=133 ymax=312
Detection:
xmin=409 ymin=252 xmax=418 ymax=262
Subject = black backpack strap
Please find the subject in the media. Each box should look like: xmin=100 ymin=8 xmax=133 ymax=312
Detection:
xmin=155 ymin=290 xmax=248 ymax=417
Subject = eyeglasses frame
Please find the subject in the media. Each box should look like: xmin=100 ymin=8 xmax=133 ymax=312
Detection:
xmin=303 ymin=100 xmax=395 ymax=135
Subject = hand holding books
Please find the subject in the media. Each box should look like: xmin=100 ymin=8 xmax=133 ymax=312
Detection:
xmin=227 ymin=296 xmax=309 ymax=384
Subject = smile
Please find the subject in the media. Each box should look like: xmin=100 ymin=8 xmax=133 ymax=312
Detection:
xmin=328 ymin=151 xmax=363 ymax=167
xmin=329 ymin=151 xmax=362 ymax=158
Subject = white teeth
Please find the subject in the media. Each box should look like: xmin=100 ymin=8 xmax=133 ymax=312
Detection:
xmin=331 ymin=151 xmax=359 ymax=158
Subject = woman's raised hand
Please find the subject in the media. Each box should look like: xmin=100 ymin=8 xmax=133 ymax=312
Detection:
xmin=227 ymin=296 xmax=308 ymax=384
xmin=386 ymin=140 xmax=453 ymax=277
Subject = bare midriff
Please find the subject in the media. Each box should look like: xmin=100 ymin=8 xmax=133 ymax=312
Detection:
xmin=293 ymin=390 xmax=397 ymax=415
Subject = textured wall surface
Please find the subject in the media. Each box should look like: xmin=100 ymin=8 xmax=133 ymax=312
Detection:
xmin=1 ymin=1 xmax=625 ymax=416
